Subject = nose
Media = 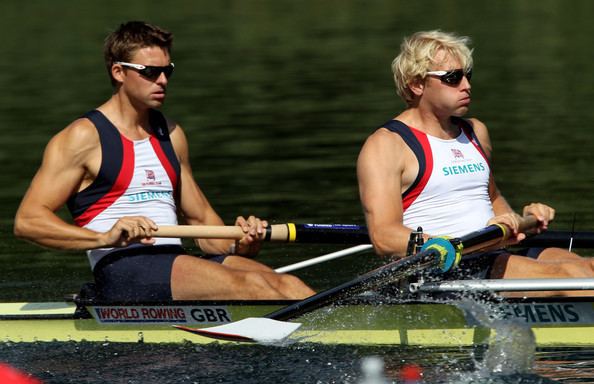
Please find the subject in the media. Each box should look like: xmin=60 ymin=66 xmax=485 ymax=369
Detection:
xmin=460 ymin=75 xmax=471 ymax=91
xmin=155 ymin=72 xmax=169 ymax=85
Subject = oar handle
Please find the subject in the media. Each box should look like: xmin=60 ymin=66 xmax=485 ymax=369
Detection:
xmin=153 ymin=217 xmax=539 ymax=246
xmin=153 ymin=223 xmax=369 ymax=244
xmin=154 ymin=225 xmax=246 ymax=240
xmin=457 ymin=215 xmax=539 ymax=254
xmin=517 ymin=214 xmax=539 ymax=234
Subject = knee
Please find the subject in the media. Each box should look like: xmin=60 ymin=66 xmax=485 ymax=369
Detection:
xmin=242 ymin=271 xmax=274 ymax=291
xmin=559 ymin=260 xmax=594 ymax=278
xmin=277 ymin=273 xmax=308 ymax=290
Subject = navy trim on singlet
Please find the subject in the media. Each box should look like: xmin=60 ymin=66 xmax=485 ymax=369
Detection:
xmin=67 ymin=110 xmax=124 ymax=218
xmin=66 ymin=109 xmax=181 ymax=219
xmin=381 ymin=117 xmax=487 ymax=202
xmin=451 ymin=116 xmax=488 ymax=158
xmin=380 ymin=120 xmax=426 ymax=200
xmin=148 ymin=109 xmax=181 ymax=184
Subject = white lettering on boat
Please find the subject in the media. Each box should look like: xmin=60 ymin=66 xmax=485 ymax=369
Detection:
xmin=90 ymin=306 xmax=232 ymax=325
xmin=499 ymin=303 xmax=591 ymax=324
xmin=190 ymin=308 xmax=231 ymax=323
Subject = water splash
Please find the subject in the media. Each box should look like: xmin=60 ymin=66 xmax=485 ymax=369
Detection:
xmin=445 ymin=294 xmax=556 ymax=383
xmin=458 ymin=295 xmax=536 ymax=375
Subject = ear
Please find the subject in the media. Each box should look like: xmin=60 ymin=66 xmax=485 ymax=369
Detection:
xmin=111 ymin=63 xmax=126 ymax=83
xmin=409 ymin=77 xmax=425 ymax=97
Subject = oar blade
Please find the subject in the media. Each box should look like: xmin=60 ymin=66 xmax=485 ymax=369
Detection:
xmin=174 ymin=318 xmax=302 ymax=344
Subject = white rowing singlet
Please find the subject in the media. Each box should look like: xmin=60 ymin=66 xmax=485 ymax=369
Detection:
xmin=383 ymin=119 xmax=494 ymax=237
xmin=67 ymin=110 xmax=182 ymax=269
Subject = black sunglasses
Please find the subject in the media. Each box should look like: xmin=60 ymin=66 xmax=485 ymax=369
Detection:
xmin=426 ymin=68 xmax=472 ymax=85
xmin=115 ymin=61 xmax=175 ymax=80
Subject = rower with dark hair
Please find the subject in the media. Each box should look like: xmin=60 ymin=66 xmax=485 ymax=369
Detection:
xmin=14 ymin=21 xmax=315 ymax=302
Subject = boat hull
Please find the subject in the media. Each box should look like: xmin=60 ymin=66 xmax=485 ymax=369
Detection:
xmin=2 ymin=298 xmax=594 ymax=346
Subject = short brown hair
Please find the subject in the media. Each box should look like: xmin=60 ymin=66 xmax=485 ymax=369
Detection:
xmin=103 ymin=21 xmax=173 ymax=86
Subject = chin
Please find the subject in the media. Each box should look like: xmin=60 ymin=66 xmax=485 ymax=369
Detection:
xmin=148 ymin=100 xmax=165 ymax=108
xmin=453 ymin=107 xmax=469 ymax=117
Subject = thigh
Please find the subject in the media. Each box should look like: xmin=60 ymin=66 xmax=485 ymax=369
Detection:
xmin=535 ymin=247 xmax=584 ymax=263
xmin=222 ymin=255 xmax=276 ymax=272
xmin=94 ymin=246 xmax=185 ymax=302
xmin=170 ymin=255 xmax=284 ymax=300
xmin=491 ymin=253 xmax=570 ymax=279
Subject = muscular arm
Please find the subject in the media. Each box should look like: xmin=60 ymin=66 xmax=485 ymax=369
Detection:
xmin=169 ymin=122 xmax=234 ymax=255
xmin=14 ymin=120 xmax=112 ymax=249
xmin=357 ymin=129 xmax=416 ymax=258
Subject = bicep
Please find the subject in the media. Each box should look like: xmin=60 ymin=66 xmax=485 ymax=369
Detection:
xmin=357 ymin=136 xmax=405 ymax=228
xmin=18 ymin=133 xmax=87 ymax=214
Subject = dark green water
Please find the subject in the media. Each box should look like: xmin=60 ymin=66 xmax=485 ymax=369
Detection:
xmin=1 ymin=0 xmax=593 ymax=382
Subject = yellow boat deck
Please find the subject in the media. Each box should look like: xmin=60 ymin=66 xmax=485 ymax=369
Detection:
xmin=2 ymin=299 xmax=594 ymax=346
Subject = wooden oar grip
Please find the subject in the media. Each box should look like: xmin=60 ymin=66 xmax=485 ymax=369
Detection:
xmin=499 ymin=214 xmax=539 ymax=241
xmin=517 ymin=215 xmax=539 ymax=236
xmin=153 ymin=224 xmax=291 ymax=241
xmin=154 ymin=225 xmax=245 ymax=239
xmin=462 ymin=215 xmax=540 ymax=254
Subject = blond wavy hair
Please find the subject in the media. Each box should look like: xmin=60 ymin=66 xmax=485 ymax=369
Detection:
xmin=392 ymin=30 xmax=473 ymax=105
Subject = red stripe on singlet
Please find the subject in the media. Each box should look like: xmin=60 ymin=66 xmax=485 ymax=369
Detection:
xmin=461 ymin=126 xmax=490 ymax=166
xmin=149 ymin=136 xmax=178 ymax=192
xmin=402 ymin=130 xmax=433 ymax=212
xmin=74 ymin=136 xmax=135 ymax=226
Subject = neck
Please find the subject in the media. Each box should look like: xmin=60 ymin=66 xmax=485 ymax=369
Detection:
xmin=98 ymin=95 xmax=153 ymax=140
xmin=397 ymin=108 xmax=460 ymax=139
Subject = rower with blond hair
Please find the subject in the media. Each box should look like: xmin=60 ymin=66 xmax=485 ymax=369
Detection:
xmin=357 ymin=30 xmax=594 ymax=293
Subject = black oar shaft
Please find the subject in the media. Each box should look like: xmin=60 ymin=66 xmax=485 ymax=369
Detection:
xmin=268 ymin=218 xmax=538 ymax=322
xmin=157 ymin=223 xmax=592 ymax=247
xmin=519 ymin=230 xmax=594 ymax=249
xmin=268 ymin=248 xmax=440 ymax=321
xmin=265 ymin=223 xmax=369 ymax=244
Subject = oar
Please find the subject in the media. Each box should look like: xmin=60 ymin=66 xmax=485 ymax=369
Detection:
xmin=156 ymin=224 xmax=594 ymax=248
xmin=275 ymin=244 xmax=373 ymax=273
xmin=174 ymin=216 xmax=538 ymax=343
xmin=154 ymin=223 xmax=368 ymax=244
xmin=518 ymin=230 xmax=594 ymax=249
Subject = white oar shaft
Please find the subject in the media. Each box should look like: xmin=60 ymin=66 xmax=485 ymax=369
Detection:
xmin=411 ymin=278 xmax=594 ymax=292
xmin=275 ymin=244 xmax=373 ymax=273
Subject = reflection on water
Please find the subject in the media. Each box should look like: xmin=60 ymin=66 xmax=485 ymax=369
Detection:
xmin=1 ymin=0 xmax=593 ymax=300
xmin=1 ymin=342 xmax=592 ymax=383
xmin=0 ymin=0 xmax=593 ymax=383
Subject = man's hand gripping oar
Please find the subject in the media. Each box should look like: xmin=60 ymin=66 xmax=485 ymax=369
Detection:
xmin=173 ymin=216 xmax=539 ymax=344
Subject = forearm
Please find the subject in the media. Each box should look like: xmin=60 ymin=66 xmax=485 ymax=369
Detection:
xmin=491 ymin=193 xmax=516 ymax=217
xmin=368 ymin=222 xmax=416 ymax=258
xmin=14 ymin=210 xmax=105 ymax=250
xmin=197 ymin=238 xmax=235 ymax=255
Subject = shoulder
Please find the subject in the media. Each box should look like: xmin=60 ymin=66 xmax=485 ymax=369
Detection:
xmin=461 ymin=117 xmax=492 ymax=157
xmin=357 ymin=126 xmax=410 ymax=171
xmin=360 ymin=127 xmax=406 ymax=155
xmin=36 ymin=117 xmax=100 ymax=171
xmin=464 ymin=117 xmax=488 ymax=135
xmin=159 ymin=115 xmax=190 ymax=161
xmin=50 ymin=118 xmax=100 ymax=154
xmin=164 ymin=116 xmax=186 ymax=143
